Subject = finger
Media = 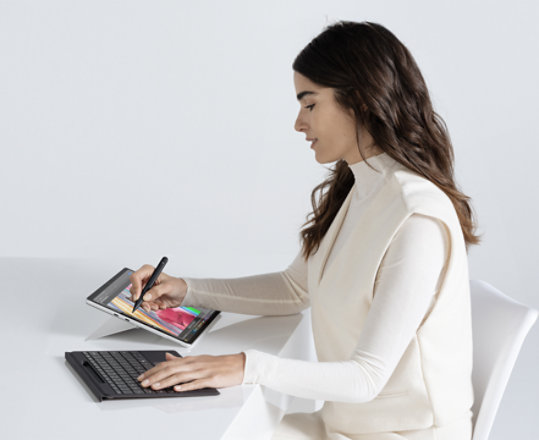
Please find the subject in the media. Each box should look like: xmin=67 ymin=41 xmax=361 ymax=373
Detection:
xmin=141 ymin=281 xmax=170 ymax=303
xmin=129 ymin=264 xmax=155 ymax=300
xmin=139 ymin=301 xmax=156 ymax=313
xmin=150 ymin=369 xmax=204 ymax=390
xmin=139 ymin=358 xmax=188 ymax=386
xmin=138 ymin=365 xmax=169 ymax=385
xmin=175 ymin=379 xmax=211 ymax=392
xmin=138 ymin=354 xmax=198 ymax=382
xmin=138 ymin=357 xmax=175 ymax=380
xmin=153 ymin=299 xmax=166 ymax=309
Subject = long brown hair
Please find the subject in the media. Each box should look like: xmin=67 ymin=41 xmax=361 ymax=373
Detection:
xmin=294 ymin=21 xmax=480 ymax=260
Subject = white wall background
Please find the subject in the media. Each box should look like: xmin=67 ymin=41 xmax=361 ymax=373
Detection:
xmin=1 ymin=1 xmax=537 ymax=438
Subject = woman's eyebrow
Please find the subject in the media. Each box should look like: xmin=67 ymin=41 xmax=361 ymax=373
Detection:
xmin=297 ymin=91 xmax=318 ymax=101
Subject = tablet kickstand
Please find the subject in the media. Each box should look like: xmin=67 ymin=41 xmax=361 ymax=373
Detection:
xmin=86 ymin=316 xmax=138 ymax=340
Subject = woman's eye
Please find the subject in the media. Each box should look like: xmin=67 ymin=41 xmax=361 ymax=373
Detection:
xmin=305 ymin=104 xmax=315 ymax=111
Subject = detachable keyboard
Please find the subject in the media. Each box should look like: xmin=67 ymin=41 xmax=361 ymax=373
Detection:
xmin=65 ymin=350 xmax=220 ymax=401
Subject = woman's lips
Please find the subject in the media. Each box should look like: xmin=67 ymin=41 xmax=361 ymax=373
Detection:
xmin=310 ymin=139 xmax=318 ymax=149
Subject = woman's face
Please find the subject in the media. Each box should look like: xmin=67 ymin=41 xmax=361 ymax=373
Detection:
xmin=294 ymin=71 xmax=374 ymax=165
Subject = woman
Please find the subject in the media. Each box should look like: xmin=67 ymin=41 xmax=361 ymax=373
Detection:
xmin=130 ymin=21 xmax=479 ymax=440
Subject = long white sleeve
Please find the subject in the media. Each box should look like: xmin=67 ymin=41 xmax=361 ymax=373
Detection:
xmin=181 ymin=250 xmax=309 ymax=315
xmin=242 ymin=214 xmax=448 ymax=403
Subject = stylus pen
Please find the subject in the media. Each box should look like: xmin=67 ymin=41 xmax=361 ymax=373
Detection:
xmin=132 ymin=256 xmax=168 ymax=314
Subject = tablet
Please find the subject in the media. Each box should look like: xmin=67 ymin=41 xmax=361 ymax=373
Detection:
xmin=87 ymin=268 xmax=221 ymax=348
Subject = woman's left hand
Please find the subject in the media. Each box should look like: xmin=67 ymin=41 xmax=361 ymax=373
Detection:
xmin=138 ymin=352 xmax=246 ymax=392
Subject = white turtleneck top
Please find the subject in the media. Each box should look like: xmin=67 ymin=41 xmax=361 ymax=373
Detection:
xmin=182 ymin=153 xmax=448 ymax=403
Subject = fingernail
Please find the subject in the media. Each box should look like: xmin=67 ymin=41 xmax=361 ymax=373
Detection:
xmin=137 ymin=375 xmax=144 ymax=381
xmin=142 ymin=379 xmax=149 ymax=386
xmin=152 ymin=382 xmax=160 ymax=389
xmin=144 ymin=294 xmax=152 ymax=301
xmin=174 ymin=385 xmax=181 ymax=391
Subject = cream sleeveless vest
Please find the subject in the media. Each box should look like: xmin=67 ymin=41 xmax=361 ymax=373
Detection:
xmin=308 ymin=163 xmax=474 ymax=437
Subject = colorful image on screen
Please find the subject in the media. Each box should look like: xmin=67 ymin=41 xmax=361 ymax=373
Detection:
xmin=107 ymin=284 xmax=201 ymax=337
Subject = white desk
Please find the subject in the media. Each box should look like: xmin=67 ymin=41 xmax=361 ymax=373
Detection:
xmin=0 ymin=258 xmax=317 ymax=439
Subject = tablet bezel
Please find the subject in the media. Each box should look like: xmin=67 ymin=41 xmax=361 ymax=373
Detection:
xmin=86 ymin=268 xmax=221 ymax=349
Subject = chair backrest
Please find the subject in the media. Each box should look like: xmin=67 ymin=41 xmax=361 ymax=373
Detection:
xmin=470 ymin=279 xmax=538 ymax=440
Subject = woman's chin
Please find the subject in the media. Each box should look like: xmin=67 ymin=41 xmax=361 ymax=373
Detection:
xmin=313 ymin=152 xmax=339 ymax=165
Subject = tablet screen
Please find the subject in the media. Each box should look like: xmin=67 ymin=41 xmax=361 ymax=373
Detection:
xmin=88 ymin=269 xmax=220 ymax=344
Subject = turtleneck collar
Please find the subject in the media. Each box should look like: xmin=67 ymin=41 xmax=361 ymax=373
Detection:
xmin=348 ymin=152 xmax=398 ymax=200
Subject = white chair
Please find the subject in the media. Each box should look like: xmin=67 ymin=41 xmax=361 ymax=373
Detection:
xmin=470 ymin=279 xmax=538 ymax=440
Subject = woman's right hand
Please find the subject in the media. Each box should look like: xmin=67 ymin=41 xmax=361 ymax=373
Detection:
xmin=129 ymin=264 xmax=188 ymax=313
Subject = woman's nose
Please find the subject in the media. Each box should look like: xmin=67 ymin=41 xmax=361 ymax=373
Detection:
xmin=295 ymin=112 xmax=306 ymax=132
